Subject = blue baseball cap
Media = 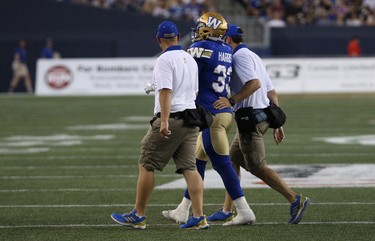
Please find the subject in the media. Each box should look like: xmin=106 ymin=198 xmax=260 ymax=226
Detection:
xmin=226 ymin=24 xmax=244 ymax=37
xmin=157 ymin=20 xmax=179 ymax=38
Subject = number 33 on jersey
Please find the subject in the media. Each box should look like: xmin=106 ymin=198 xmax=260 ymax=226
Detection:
xmin=188 ymin=40 xmax=233 ymax=114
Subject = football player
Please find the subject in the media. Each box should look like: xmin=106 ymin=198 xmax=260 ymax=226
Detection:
xmin=162 ymin=12 xmax=256 ymax=226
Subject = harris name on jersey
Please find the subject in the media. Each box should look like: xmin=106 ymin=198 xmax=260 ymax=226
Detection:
xmin=188 ymin=47 xmax=232 ymax=63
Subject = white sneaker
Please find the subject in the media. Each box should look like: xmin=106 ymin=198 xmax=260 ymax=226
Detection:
xmin=162 ymin=208 xmax=189 ymax=224
xmin=222 ymin=208 xmax=256 ymax=226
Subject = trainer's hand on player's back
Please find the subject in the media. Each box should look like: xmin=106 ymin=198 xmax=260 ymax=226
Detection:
xmin=214 ymin=97 xmax=231 ymax=109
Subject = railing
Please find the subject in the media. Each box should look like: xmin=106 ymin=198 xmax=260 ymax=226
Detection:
xmin=226 ymin=16 xmax=270 ymax=48
xmin=217 ymin=0 xmax=270 ymax=48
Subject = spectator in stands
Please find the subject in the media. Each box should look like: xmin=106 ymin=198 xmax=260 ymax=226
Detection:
xmin=365 ymin=7 xmax=375 ymax=26
xmin=246 ymin=0 xmax=271 ymax=19
xmin=284 ymin=0 xmax=305 ymax=25
xmin=269 ymin=0 xmax=284 ymax=17
xmin=335 ymin=11 xmax=346 ymax=25
xmin=152 ymin=0 xmax=171 ymax=18
xmin=320 ymin=0 xmax=333 ymax=12
xmin=267 ymin=9 xmax=286 ymax=27
xmin=8 ymin=38 xmax=33 ymax=93
xmin=202 ymin=0 xmax=216 ymax=13
xmin=60 ymin=0 xmax=375 ymax=27
xmin=169 ymin=0 xmax=185 ymax=19
xmin=345 ymin=5 xmax=363 ymax=26
xmin=302 ymin=6 xmax=316 ymax=25
xmin=315 ymin=9 xmax=335 ymax=26
xmin=184 ymin=0 xmax=203 ymax=22
xmin=142 ymin=0 xmax=155 ymax=15
xmin=347 ymin=35 xmax=362 ymax=57
xmin=334 ymin=0 xmax=349 ymax=17
xmin=285 ymin=14 xmax=298 ymax=25
xmin=361 ymin=4 xmax=375 ymax=26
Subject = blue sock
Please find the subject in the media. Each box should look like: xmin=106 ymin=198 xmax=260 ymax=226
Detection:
xmin=201 ymin=128 xmax=244 ymax=200
xmin=184 ymin=159 xmax=207 ymax=200
xmin=213 ymin=158 xmax=244 ymax=200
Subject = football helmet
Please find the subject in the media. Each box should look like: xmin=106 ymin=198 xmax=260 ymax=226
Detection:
xmin=191 ymin=12 xmax=228 ymax=42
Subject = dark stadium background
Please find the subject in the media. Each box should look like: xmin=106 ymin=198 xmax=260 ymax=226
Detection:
xmin=1 ymin=0 xmax=375 ymax=93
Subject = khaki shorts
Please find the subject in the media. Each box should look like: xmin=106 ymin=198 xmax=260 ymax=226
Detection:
xmin=196 ymin=112 xmax=233 ymax=161
xmin=12 ymin=61 xmax=29 ymax=78
xmin=230 ymin=121 xmax=269 ymax=172
xmin=138 ymin=117 xmax=199 ymax=173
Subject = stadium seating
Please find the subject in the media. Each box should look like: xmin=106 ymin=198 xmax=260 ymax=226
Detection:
xmin=57 ymin=0 xmax=375 ymax=26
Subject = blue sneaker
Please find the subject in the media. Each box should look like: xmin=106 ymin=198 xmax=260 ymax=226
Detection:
xmin=288 ymin=194 xmax=310 ymax=224
xmin=111 ymin=209 xmax=146 ymax=229
xmin=206 ymin=209 xmax=234 ymax=222
xmin=179 ymin=215 xmax=209 ymax=229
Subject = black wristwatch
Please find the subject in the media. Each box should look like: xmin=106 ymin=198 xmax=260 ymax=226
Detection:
xmin=229 ymin=97 xmax=235 ymax=107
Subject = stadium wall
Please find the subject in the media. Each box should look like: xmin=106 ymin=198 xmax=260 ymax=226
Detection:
xmin=270 ymin=27 xmax=375 ymax=57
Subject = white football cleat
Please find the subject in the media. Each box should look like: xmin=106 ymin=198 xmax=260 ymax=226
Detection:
xmin=222 ymin=208 xmax=256 ymax=226
xmin=162 ymin=208 xmax=189 ymax=224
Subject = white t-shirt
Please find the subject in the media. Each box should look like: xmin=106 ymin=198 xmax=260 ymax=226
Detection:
xmin=230 ymin=44 xmax=274 ymax=111
xmin=153 ymin=46 xmax=199 ymax=114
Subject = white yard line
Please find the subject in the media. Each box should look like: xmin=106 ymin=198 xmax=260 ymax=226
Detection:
xmin=1 ymin=162 xmax=373 ymax=170
xmin=0 ymin=202 xmax=374 ymax=208
xmin=2 ymin=164 xmax=136 ymax=170
xmin=266 ymin=153 xmax=374 ymax=157
xmin=1 ymin=152 xmax=374 ymax=161
xmin=0 ymin=174 xmax=178 ymax=179
xmin=0 ymin=221 xmax=374 ymax=229
xmin=0 ymin=188 xmax=136 ymax=193
xmin=0 ymin=155 xmax=138 ymax=161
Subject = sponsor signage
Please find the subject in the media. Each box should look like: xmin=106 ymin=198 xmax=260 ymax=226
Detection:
xmin=36 ymin=58 xmax=156 ymax=95
xmin=265 ymin=57 xmax=375 ymax=93
xmin=45 ymin=65 xmax=73 ymax=89
xmin=36 ymin=57 xmax=375 ymax=96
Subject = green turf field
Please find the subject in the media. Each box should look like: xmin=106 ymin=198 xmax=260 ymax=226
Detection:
xmin=0 ymin=94 xmax=374 ymax=241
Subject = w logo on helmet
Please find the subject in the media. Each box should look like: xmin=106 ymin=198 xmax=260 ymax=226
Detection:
xmin=192 ymin=12 xmax=228 ymax=42
xmin=207 ymin=17 xmax=223 ymax=29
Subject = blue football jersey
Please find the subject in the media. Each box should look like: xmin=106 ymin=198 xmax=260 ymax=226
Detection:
xmin=187 ymin=40 xmax=232 ymax=114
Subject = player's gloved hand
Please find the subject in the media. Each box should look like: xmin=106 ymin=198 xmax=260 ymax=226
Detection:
xmin=144 ymin=81 xmax=155 ymax=94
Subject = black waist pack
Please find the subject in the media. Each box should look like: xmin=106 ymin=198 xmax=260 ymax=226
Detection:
xmin=234 ymin=107 xmax=256 ymax=135
xmin=183 ymin=104 xmax=213 ymax=131
xmin=264 ymin=102 xmax=286 ymax=129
